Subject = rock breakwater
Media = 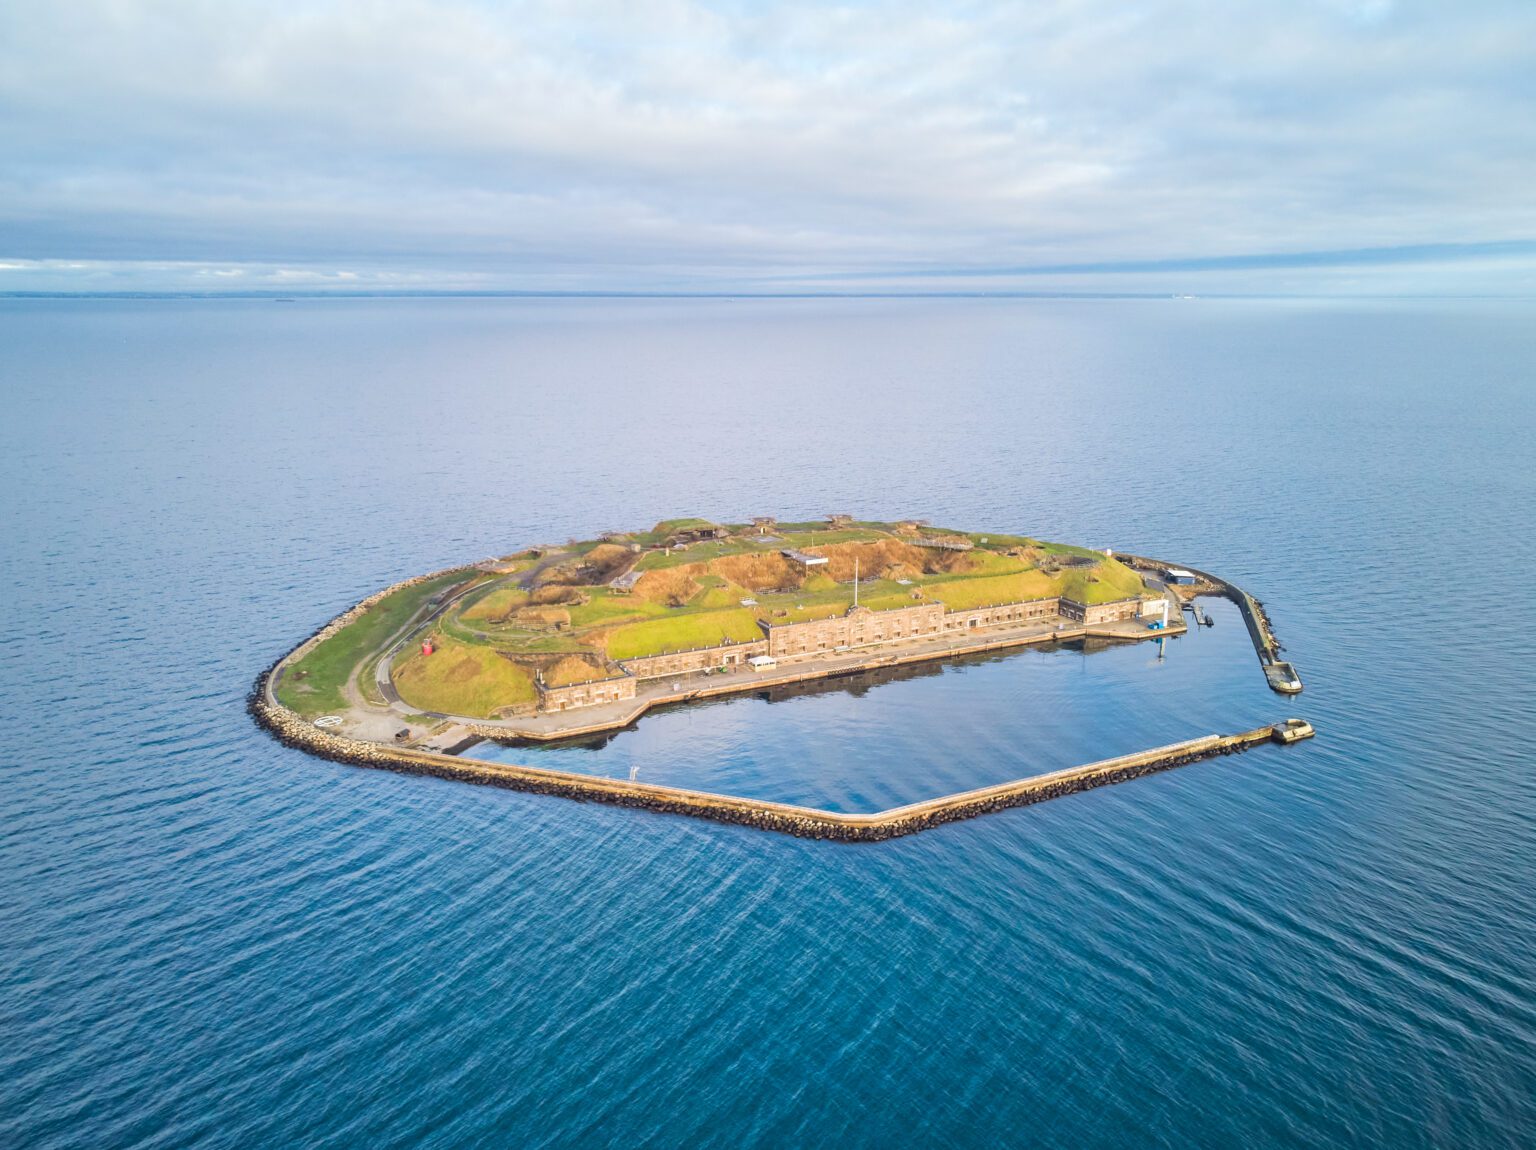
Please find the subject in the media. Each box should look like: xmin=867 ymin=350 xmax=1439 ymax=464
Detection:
xmin=250 ymin=664 xmax=1292 ymax=841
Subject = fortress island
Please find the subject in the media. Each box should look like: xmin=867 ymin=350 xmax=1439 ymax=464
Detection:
xmin=252 ymin=516 xmax=1311 ymax=840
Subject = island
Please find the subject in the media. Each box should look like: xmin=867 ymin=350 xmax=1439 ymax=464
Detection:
xmin=251 ymin=516 xmax=1311 ymax=840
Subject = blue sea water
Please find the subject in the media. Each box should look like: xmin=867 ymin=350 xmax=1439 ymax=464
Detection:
xmin=2 ymin=296 xmax=1534 ymax=1148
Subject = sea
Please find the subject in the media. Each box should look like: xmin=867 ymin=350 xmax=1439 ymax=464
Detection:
xmin=2 ymin=296 xmax=1533 ymax=1148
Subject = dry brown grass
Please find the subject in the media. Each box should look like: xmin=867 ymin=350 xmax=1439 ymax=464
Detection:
xmin=711 ymin=551 xmax=801 ymax=591
xmin=634 ymin=564 xmax=704 ymax=605
xmin=509 ymin=605 xmax=571 ymax=628
xmin=586 ymin=543 xmax=633 ymax=571
xmin=530 ymin=584 xmax=585 ymax=606
xmin=543 ymin=654 xmax=612 ymax=686
xmin=807 ymin=540 xmax=979 ymax=581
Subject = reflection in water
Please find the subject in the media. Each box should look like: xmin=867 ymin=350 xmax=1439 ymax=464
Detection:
xmin=477 ymin=614 xmax=1274 ymax=812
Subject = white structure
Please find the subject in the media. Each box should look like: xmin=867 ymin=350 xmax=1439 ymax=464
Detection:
xmin=782 ymin=549 xmax=828 ymax=567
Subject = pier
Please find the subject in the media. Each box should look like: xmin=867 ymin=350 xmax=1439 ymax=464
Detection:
xmin=1116 ymin=554 xmax=1304 ymax=695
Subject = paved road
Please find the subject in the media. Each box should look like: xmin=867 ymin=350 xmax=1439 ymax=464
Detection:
xmin=369 ymin=547 xmax=582 ymax=717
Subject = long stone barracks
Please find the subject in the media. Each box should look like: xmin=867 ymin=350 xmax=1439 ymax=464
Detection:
xmin=537 ymin=593 xmax=1145 ymax=713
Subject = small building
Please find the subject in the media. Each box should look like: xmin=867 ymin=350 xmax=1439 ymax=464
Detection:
xmin=669 ymin=523 xmax=729 ymax=544
xmin=912 ymin=538 xmax=973 ymax=552
xmin=1165 ymin=568 xmax=1198 ymax=585
xmin=782 ymin=548 xmax=828 ymax=567
xmin=748 ymin=656 xmax=778 ymax=670
xmin=609 ymin=570 xmax=643 ymax=593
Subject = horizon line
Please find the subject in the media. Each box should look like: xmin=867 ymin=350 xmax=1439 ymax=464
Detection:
xmin=4 ymin=289 xmax=1535 ymax=302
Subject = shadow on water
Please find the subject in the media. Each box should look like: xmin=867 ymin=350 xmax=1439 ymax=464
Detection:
xmin=467 ymin=618 xmax=1262 ymax=814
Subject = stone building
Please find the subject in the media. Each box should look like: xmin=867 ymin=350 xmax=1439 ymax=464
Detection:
xmin=536 ymin=591 xmax=1152 ymax=713
xmin=1057 ymin=597 xmax=1142 ymax=624
xmin=537 ymin=674 xmax=637 ymax=713
xmin=762 ymin=602 xmax=947 ymax=658
xmin=942 ymin=597 xmax=1061 ymax=632
xmin=619 ymin=639 xmax=769 ymax=680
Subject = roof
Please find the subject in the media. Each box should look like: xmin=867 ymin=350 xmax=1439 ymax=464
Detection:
xmin=912 ymin=538 xmax=973 ymax=551
xmin=609 ymin=570 xmax=643 ymax=589
xmin=1165 ymin=567 xmax=1196 ymax=579
xmin=782 ymin=548 xmax=828 ymax=566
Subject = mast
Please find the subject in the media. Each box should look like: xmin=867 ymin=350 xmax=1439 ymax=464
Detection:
xmin=853 ymin=557 xmax=859 ymax=607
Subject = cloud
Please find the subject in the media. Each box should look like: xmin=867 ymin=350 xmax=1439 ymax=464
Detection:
xmin=0 ymin=0 xmax=1533 ymax=293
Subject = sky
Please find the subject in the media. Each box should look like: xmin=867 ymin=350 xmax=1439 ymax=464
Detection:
xmin=2 ymin=0 xmax=1534 ymax=296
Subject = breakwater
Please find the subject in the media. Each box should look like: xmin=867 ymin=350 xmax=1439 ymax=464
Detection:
xmin=250 ymin=665 xmax=1300 ymax=841
xmin=1116 ymin=553 xmax=1303 ymax=694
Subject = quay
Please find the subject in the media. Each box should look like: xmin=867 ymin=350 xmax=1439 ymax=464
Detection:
xmin=1115 ymin=553 xmax=1304 ymax=695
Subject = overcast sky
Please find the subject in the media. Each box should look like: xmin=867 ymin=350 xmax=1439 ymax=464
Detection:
xmin=2 ymin=0 xmax=1534 ymax=294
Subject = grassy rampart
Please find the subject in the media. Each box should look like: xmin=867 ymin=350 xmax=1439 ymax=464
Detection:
xmin=276 ymin=569 xmax=476 ymax=718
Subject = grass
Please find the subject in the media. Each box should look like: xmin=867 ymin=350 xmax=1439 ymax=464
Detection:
xmin=279 ymin=525 xmax=1141 ymax=708
xmin=635 ymin=542 xmax=747 ymax=571
xmin=564 ymin=589 xmax=670 ymax=628
xmin=542 ymin=655 xmax=613 ymax=687
xmin=1039 ymin=539 xmax=1109 ymax=560
xmin=749 ymin=577 xmax=919 ymax=623
xmin=276 ymin=570 xmax=476 ymax=718
xmin=392 ymin=637 xmax=537 ymax=717
xmin=923 ymin=570 xmax=1059 ymax=610
xmin=953 ymin=549 xmax=1028 ymax=576
xmin=775 ymin=529 xmax=886 ymax=548
xmin=605 ymin=608 xmax=764 ymax=659
xmin=962 ymin=531 xmax=1036 ymax=550
xmin=1058 ymin=557 xmax=1147 ymax=604
xmin=690 ymin=583 xmax=745 ymax=609
xmin=459 ymin=584 xmax=530 ymax=623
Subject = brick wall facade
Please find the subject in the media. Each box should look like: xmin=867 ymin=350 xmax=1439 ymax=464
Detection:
xmin=619 ymin=640 xmax=770 ymax=680
xmin=538 ymin=674 xmax=637 ymax=712
xmin=539 ymin=594 xmax=1150 ymax=712
xmin=1059 ymin=597 xmax=1142 ymax=624
xmin=942 ymin=597 xmax=1061 ymax=632
xmin=764 ymin=602 xmax=947 ymax=658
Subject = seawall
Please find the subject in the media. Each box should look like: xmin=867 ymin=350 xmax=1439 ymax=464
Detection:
xmin=250 ymin=665 xmax=1294 ymax=842
xmin=1116 ymin=553 xmax=1297 ymax=683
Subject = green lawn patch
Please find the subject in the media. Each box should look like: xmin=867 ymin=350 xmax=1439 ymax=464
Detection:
xmin=606 ymin=609 xmax=763 ymax=659
xmin=924 ymin=570 xmax=1058 ymax=610
xmin=1058 ymin=557 xmax=1147 ymax=604
xmin=276 ymin=570 xmax=476 ymax=718
xmin=392 ymin=638 xmax=537 ymax=717
xmin=565 ymin=589 xmax=669 ymax=628
xmin=459 ymin=584 xmax=530 ymax=623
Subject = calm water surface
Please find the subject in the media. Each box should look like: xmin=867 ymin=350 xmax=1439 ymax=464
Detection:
xmin=2 ymin=297 xmax=1534 ymax=1148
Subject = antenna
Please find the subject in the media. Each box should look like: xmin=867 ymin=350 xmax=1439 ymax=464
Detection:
xmin=853 ymin=557 xmax=859 ymax=607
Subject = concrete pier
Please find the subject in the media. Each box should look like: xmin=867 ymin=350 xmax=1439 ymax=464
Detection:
xmin=1116 ymin=554 xmax=1303 ymax=696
